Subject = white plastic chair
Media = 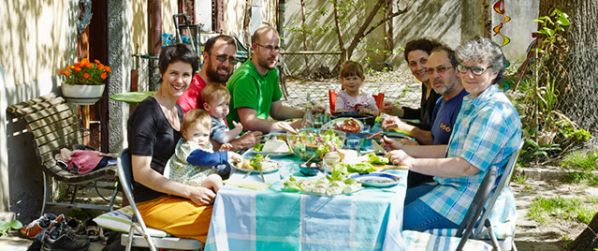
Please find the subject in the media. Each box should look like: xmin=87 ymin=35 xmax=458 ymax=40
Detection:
xmin=118 ymin=149 xmax=203 ymax=251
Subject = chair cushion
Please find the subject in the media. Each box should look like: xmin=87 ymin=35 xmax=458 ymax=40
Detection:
xmin=403 ymin=230 xmax=493 ymax=251
xmin=93 ymin=206 xmax=169 ymax=237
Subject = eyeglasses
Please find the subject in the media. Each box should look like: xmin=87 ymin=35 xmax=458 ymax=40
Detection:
xmin=456 ymin=64 xmax=490 ymax=76
xmin=214 ymin=55 xmax=238 ymax=64
xmin=425 ymin=65 xmax=452 ymax=75
xmin=255 ymin=43 xmax=281 ymax=52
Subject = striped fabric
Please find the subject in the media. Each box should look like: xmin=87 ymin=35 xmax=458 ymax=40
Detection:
xmin=402 ymin=230 xmax=493 ymax=251
xmin=205 ymin=157 xmax=409 ymax=251
xmin=419 ymin=85 xmax=522 ymax=224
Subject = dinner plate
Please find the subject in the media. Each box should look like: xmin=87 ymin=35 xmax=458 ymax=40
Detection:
xmin=244 ymin=149 xmax=294 ymax=157
xmin=350 ymin=172 xmax=401 ymax=188
xmin=321 ymin=118 xmax=364 ymax=133
xmin=247 ymin=132 xmax=293 ymax=157
xmin=233 ymin=160 xmax=280 ymax=174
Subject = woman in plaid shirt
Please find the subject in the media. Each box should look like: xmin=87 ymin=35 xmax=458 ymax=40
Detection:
xmin=384 ymin=37 xmax=522 ymax=231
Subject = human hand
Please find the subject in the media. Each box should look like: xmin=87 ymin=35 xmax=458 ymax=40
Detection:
xmin=232 ymin=121 xmax=243 ymax=131
xmin=219 ymin=143 xmax=234 ymax=151
xmin=311 ymin=105 xmax=326 ymax=114
xmin=188 ymin=186 xmax=216 ymax=206
xmin=234 ymin=131 xmax=263 ymax=149
xmin=381 ymin=116 xmax=401 ymax=130
xmin=386 ymin=149 xmax=414 ymax=168
xmin=202 ymin=174 xmax=223 ymax=193
xmin=228 ymin=151 xmax=242 ymax=164
xmin=382 ymin=136 xmax=402 ymax=150
xmin=383 ymin=102 xmax=403 ymax=116
xmin=274 ymin=121 xmax=300 ymax=134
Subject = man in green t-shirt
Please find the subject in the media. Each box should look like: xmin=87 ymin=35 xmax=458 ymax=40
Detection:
xmin=227 ymin=26 xmax=322 ymax=133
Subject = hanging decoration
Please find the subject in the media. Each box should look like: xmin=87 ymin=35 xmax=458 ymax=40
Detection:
xmin=492 ymin=0 xmax=511 ymax=47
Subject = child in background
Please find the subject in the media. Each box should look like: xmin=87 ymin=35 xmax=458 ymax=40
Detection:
xmin=201 ymin=84 xmax=243 ymax=149
xmin=164 ymin=109 xmax=242 ymax=192
xmin=334 ymin=61 xmax=379 ymax=115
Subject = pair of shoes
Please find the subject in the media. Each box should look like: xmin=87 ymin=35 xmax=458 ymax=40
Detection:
xmin=85 ymin=219 xmax=102 ymax=242
xmin=41 ymin=219 xmax=90 ymax=251
xmin=20 ymin=213 xmax=61 ymax=239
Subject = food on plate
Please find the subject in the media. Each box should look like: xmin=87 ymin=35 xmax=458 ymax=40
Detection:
xmin=282 ymin=168 xmax=360 ymax=196
xmin=334 ymin=118 xmax=362 ymax=133
xmin=262 ymin=138 xmax=290 ymax=153
xmin=287 ymin=129 xmax=344 ymax=161
xmin=340 ymin=162 xmax=377 ymax=174
xmin=366 ymin=153 xmax=390 ymax=165
xmin=238 ymin=154 xmax=278 ymax=171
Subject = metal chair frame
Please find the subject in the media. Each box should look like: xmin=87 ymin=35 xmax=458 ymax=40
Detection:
xmin=118 ymin=149 xmax=203 ymax=251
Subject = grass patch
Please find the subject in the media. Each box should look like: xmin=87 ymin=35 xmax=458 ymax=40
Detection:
xmin=562 ymin=171 xmax=598 ymax=186
xmin=512 ymin=174 xmax=527 ymax=184
xmin=560 ymin=149 xmax=598 ymax=171
xmin=528 ymin=196 xmax=598 ymax=225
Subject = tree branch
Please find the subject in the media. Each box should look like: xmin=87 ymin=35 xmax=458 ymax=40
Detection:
xmin=346 ymin=0 xmax=386 ymax=59
xmin=363 ymin=7 xmax=408 ymax=37
xmin=332 ymin=0 xmax=346 ymax=60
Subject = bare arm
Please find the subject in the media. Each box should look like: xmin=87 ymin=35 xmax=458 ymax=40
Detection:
xmin=131 ymin=155 xmax=215 ymax=205
xmin=270 ymin=101 xmax=304 ymax=120
xmin=382 ymin=136 xmax=446 ymax=158
xmin=382 ymin=116 xmax=433 ymax=144
xmin=220 ymin=121 xmax=243 ymax=143
xmin=237 ymin=107 xmax=296 ymax=133
xmin=387 ymin=150 xmax=480 ymax=178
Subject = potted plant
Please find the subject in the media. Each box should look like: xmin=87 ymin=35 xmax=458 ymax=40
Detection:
xmin=58 ymin=58 xmax=111 ymax=105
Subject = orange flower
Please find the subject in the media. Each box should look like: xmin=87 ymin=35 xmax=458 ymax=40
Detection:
xmin=105 ymin=66 xmax=111 ymax=73
xmin=64 ymin=69 xmax=71 ymax=77
xmin=83 ymin=73 xmax=90 ymax=79
xmin=60 ymin=59 xmax=109 ymax=85
xmin=101 ymin=72 xmax=107 ymax=80
xmin=74 ymin=66 xmax=81 ymax=72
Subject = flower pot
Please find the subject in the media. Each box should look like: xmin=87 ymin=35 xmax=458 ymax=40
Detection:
xmin=61 ymin=84 xmax=105 ymax=105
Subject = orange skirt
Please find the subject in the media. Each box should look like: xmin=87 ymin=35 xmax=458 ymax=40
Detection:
xmin=137 ymin=196 xmax=213 ymax=242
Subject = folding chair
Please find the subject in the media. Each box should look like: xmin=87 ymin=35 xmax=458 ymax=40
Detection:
xmin=118 ymin=149 xmax=203 ymax=251
xmin=402 ymin=167 xmax=498 ymax=251
xmin=471 ymin=142 xmax=524 ymax=251
xmin=421 ymin=143 xmax=524 ymax=251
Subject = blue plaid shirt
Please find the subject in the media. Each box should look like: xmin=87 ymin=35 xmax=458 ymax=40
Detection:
xmin=419 ymin=85 xmax=522 ymax=224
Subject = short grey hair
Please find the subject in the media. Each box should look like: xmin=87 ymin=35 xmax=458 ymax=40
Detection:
xmin=456 ymin=38 xmax=506 ymax=83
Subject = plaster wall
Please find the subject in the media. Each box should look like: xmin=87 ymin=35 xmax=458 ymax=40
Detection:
xmin=282 ymin=0 xmax=538 ymax=71
xmin=0 ymin=0 xmax=76 ymax=220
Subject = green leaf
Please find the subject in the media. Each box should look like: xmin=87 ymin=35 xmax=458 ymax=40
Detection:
xmin=556 ymin=15 xmax=570 ymax=27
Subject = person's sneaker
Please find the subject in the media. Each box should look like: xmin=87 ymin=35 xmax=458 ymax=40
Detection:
xmin=41 ymin=221 xmax=90 ymax=251
xmin=20 ymin=213 xmax=59 ymax=239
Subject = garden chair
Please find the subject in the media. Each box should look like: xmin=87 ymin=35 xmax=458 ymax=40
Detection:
xmin=6 ymin=93 xmax=118 ymax=215
xmin=117 ymin=149 xmax=203 ymax=251
xmin=402 ymin=167 xmax=497 ymax=251
xmin=421 ymin=143 xmax=524 ymax=251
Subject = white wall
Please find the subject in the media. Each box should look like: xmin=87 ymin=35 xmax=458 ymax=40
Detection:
xmin=0 ymin=0 xmax=77 ymax=216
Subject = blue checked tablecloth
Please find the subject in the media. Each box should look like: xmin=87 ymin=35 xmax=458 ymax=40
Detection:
xmin=205 ymin=155 xmax=408 ymax=251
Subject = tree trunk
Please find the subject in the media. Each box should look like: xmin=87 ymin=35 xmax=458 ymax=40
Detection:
xmin=539 ymin=0 xmax=598 ymax=137
xmin=384 ymin=0 xmax=394 ymax=69
xmin=299 ymin=0 xmax=310 ymax=73
xmin=570 ymin=212 xmax=598 ymax=250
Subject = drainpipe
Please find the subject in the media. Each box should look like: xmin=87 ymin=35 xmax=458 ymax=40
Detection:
xmin=148 ymin=0 xmax=161 ymax=91
xmin=278 ymin=0 xmax=285 ymax=47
